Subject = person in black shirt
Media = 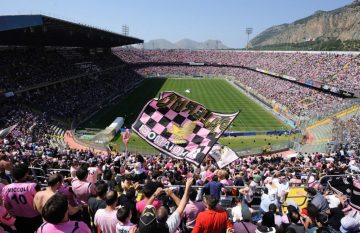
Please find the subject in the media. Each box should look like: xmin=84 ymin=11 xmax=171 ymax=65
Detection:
xmin=88 ymin=180 xmax=108 ymax=230
xmin=117 ymin=187 xmax=138 ymax=224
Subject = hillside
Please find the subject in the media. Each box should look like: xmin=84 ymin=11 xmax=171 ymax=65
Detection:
xmin=249 ymin=1 xmax=360 ymax=48
xmin=142 ymin=38 xmax=229 ymax=49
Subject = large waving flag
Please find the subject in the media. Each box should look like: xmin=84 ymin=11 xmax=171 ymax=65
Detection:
xmin=132 ymin=92 xmax=239 ymax=166
xmin=209 ymin=144 xmax=240 ymax=168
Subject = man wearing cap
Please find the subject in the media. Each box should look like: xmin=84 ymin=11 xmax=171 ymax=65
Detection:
xmin=138 ymin=178 xmax=193 ymax=233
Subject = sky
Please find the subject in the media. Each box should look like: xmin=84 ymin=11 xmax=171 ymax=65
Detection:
xmin=0 ymin=0 xmax=354 ymax=48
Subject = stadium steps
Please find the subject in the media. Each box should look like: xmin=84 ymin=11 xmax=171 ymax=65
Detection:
xmin=48 ymin=125 xmax=67 ymax=149
xmin=301 ymin=108 xmax=359 ymax=153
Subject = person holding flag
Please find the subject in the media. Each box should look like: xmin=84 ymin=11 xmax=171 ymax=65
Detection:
xmin=122 ymin=128 xmax=131 ymax=153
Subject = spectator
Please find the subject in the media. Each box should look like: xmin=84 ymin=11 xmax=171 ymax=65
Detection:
xmin=88 ymin=180 xmax=108 ymax=228
xmin=34 ymin=173 xmax=81 ymax=216
xmin=136 ymin=182 xmax=161 ymax=215
xmin=203 ymin=175 xmax=224 ymax=201
xmin=72 ymin=166 xmax=96 ymax=227
xmin=183 ymin=188 xmax=205 ymax=232
xmin=287 ymin=210 xmax=305 ymax=233
xmin=117 ymin=187 xmax=138 ymax=224
xmin=138 ymin=178 xmax=193 ymax=233
xmin=116 ymin=205 xmax=137 ymax=233
xmin=305 ymin=187 xmax=329 ymax=212
xmin=37 ymin=193 xmax=91 ymax=233
xmin=94 ymin=190 xmax=119 ymax=233
xmin=192 ymin=195 xmax=233 ymax=233
xmin=2 ymin=164 xmax=42 ymax=233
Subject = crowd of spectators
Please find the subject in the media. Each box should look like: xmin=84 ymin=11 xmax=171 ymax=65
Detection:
xmin=19 ymin=67 xmax=143 ymax=119
xmin=0 ymin=105 xmax=360 ymax=232
xmin=131 ymin=64 xmax=346 ymax=118
xmin=0 ymin=47 xmax=359 ymax=232
xmin=0 ymin=48 xmax=124 ymax=92
xmin=332 ymin=114 xmax=360 ymax=153
xmin=1 ymin=48 xmax=356 ymax=121
xmin=114 ymin=49 xmax=360 ymax=92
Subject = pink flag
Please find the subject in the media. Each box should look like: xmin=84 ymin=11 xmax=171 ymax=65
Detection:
xmin=122 ymin=128 xmax=131 ymax=151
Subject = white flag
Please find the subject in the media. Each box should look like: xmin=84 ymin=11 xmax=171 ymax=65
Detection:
xmin=0 ymin=124 xmax=18 ymax=138
xmin=209 ymin=144 xmax=239 ymax=168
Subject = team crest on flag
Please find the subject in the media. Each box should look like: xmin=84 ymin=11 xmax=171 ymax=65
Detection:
xmin=132 ymin=92 xmax=239 ymax=166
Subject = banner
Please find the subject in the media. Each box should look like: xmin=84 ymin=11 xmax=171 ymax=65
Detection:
xmin=209 ymin=144 xmax=240 ymax=168
xmin=132 ymin=92 xmax=239 ymax=166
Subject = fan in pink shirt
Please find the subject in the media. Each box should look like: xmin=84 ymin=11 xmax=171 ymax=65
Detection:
xmin=183 ymin=189 xmax=205 ymax=230
xmin=71 ymin=167 xmax=96 ymax=206
xmin=2 ymin=164 xmax=43 ymax=233
xmin=37 ymin=193 xmax=90 ymax=233
xmin=136 ymin=182 xmax=161 ymax=215
xmin=94 ymin=191 xmax=119 ymax=233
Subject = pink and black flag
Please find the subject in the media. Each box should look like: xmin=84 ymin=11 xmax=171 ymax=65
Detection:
xmin=132 ymin=92 xmax=239 ymax=166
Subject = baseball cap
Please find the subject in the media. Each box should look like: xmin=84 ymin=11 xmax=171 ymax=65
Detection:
xmin=138 ymin=205 xmax=168 ymax=233
xmin=340 ymin=211 xmax=360 ymax=233
xmin=255 ymin=226 xmax=276 ymax=233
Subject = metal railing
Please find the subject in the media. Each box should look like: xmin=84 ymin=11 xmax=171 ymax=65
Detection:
xmin=28 ymin=166 xmax=355 ymax=210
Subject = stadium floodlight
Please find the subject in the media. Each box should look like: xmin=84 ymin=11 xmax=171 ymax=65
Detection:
xmin=245 ymin=27 xmax=253 ymax=49
xmin=122 ymin=25 xmax=129 ymax=36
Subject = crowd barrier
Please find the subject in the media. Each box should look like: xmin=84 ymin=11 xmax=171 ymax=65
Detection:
xmin=28 ymin=165 xmax=354 ymax=210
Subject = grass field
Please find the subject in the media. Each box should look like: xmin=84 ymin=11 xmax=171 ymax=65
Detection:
xmin=82 ymin=78 xmax=287 ymax=132
xmin=110 ymin=133 xmax=296 ymax=154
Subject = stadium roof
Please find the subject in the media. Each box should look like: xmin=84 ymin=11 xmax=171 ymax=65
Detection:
xmin=0 ymin=15 xmax=143 ymax=48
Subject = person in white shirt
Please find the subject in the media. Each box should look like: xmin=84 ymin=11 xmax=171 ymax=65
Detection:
xmin=116 ymin=205 xmax=136 ymax=233
xmin=231 ymin=198 xmax=243 ymax=222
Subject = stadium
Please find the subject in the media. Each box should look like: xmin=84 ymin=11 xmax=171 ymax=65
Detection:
xmin=0 ymin=1 xmax=360 ymax=233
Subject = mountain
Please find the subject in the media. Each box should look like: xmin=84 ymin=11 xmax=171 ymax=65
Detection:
xmin=249 ymin=0 xmax=360 ymax=48
xmin=142 ymin=39 xmax=229 ymax=49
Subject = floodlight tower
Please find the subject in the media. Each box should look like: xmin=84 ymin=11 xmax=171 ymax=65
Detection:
xmin=122 ymin=24 xmax=129 ymax=36
xmin=122 ymin=25 xmax=129 ymax=49
xmin=245 ymin=27 xmax=253 ymax=49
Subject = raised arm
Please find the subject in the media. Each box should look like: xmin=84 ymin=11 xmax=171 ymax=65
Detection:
xmin=146 ymin=187 xmax=163 ymax=206
xmin=175 ymin=178 xmax=193 ymax=215
xmin=166 ymin=188 xmax=181 ymax=206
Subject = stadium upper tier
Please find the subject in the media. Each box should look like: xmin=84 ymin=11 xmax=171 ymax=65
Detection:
xmin=0 ymin=48 xmax=126 ymax=91
xmin=0 ymin=48 xmax=357 ymax=121
xmin=114 ymin=49 xmax=360 ymax=93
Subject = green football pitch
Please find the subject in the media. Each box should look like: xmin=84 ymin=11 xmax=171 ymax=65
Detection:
xmin=81 ymin=78 xmax=287 ymax=132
